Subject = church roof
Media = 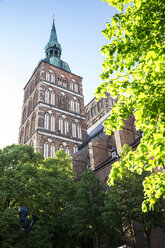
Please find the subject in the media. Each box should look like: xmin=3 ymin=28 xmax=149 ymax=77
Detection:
xmin=79 ymin=122 xmax=105 ymax=149
xmin=44 ymin=20 xmax=71 ymax=73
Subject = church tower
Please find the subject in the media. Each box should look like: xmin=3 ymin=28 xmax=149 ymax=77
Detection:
xmin=18 ymin=20 xmax=87 ymax=158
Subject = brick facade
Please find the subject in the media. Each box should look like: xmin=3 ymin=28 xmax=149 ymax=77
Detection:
xmin=18 ymin=61 xmax=87 ymax=157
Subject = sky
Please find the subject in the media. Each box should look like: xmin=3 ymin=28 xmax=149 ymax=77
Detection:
xmin=0 ymin=0 xmax=116 ymax=149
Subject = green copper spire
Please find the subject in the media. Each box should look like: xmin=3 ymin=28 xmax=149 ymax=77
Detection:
xmin=44 ymin=19 xmax=71 ymax=72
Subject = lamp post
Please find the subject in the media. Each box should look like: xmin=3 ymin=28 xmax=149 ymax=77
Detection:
xmin=18 ymin=206 xmax=38 ymax=248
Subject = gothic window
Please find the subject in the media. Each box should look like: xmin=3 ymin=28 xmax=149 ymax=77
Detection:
xmin=55 ymin=50 xmax=58 ymax=57
xmin=65 ymin=146 xmax=70 ymax=156
xmin=73 ymin=145 xmax=78 ymax=153
xmin=64 ymin=96 xmax=67 ymax=110
xmin=58 ymin=95 xmax=62 ymax=107
xmin=50 ymin=143 xmax=55 ymax=158
xmin=75 ymin=101 xmax=80 ymax=113
xmin=45 ymin=90 xmax=49 ymax=104
xmin=46 ymin=72 xmax=50 ymax=81
xmin=58 ymin=77 xmax=62 ymax=85
xmin=22 ymin=106 xmax=27 ymax=123
xmin=50 ymin=50 xmax=53 ymax=57
xmin=72 ymin=122 xmax=76 ymax=138
xmin=44 ymin=142 xmax=49 ymax=158
xmin=70 ymin=82 xmax=74 ymax=91
xmin=63 ymin=79 xmax=67 ymax=88
xmin=91 ymin=106 xmax=95 ymax=117
xmin=28 ymin=99 xmax=33 ymax=116
xmin=74 ymin=83 xmax=78 ymax=93
xmin=44 ymin=113 xmax=49 ymax=130
xmin=25 ymin=122 xmax=30 ymax=142
xmin=34 ymin=90 xmax=38 ymax=107
xmin=51 ymin=92 xmax=55 ymax=105
xmin=35 ymin=72 xmax=39 ymax=86
xmin=70 ymin=99 xmax=75 ymax=112
xmin=77 ymin=124 xmax=82 ymax=139
xmin=64 ymin=119 xmax=69 ymax=136
xmin=98 ymin=101 xmax=102 ymax=112
xmin=50 ymin=115 xmax=55 ymax=132
xmin=51 ymin=74 xmax=55 ymax=83
xmin=59 ymin=117 xmax=63 ymax=134
xmin=31 ymin=113 xmax=36 ymax=134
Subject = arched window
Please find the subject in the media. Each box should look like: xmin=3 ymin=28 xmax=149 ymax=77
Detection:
xmin=45 ymin=90 xmax=49 ymax=104
xmin=77 ymin=124 xmax=82 ymax=139
xmin=44 ymin=113 xmax=49 ymax=130
xmin=28 ymin=99 xmax=33 ymax=116
xmin=70 ymin=82 xmax=73 ymax=91
xmin=58 ymin=77 xmax=62 ymax=85
xmin=64 ymin=119 xmax=69 ymax=136
xmin=73 ymin=145 xmax=78 ymax=153
xmin=22 ymin=106 xmax=27 ymax=123
xmin=50 ymin=115 xmax=55 ymax=132
xmin=63 ymin=79 xmax=67 ymax=88
xmin=50 ymin=143 xmax=55 ymax=158
xmin=46 ymin=72 xmax=50 ymax=81
xmin=72 ymin=122 xmax=76 ymax=138
xmin=58 ymin=95 xmax=62 ymax=107
xmin=65 ymin=146 xmax=70 ymax=156
xmin=34 ymin=90 xmax=38 ymax=107
xmin=71 ymin=99 xmax=75 ymax=112
xmin=51 ymin=92 xmax=55 ymax=105
xmin=25 ymin=122 xmax=30 ymax=142
xmin=91 ymin=106 xmax=95 ymax=117
xmin=98 ymin=101 xmax=102 ymax=111
xmin=59 ymin=117 xmax=63 ymax=134
xmin=75 ymin=101 xmax=80 ymax=113
xmin=44 ymin=142 xmax=49 ymax=158
xmin=64 ymin=96 xmax=67 ymax=110
xmin=31 ymin=113 xmax=36 ymax=135
xmin=74 ymin=83 xmax=78 ymax=93
xmin=51 ymin=74 xmax=55 ymax=83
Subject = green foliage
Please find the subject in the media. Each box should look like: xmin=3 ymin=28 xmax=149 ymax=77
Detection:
xmin=70 ymin=169 xmax=105 ymax=247
xmin=104 ymin=166 xmax=165 ymax=247
xmin=96 ymin=0 xmax=165 ymax=210
xmin=0 ymin=144 xmax=74 ymax=248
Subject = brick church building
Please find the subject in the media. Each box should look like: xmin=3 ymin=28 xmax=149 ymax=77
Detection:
xmin=18 ymin=20 xmax=141 ymax=183
xmin=18 ymin=20 xmax=87 ymax=158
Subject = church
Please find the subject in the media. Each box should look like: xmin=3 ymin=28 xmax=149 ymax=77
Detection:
xmin=18 ymin=20 xmax=140 ymax=184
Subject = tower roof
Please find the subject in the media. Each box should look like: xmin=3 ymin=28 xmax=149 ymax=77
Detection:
xmin=44 ymin=19 xmax=71 ymax=72
xmin=44 ymin=19 xmax=62 ymax=52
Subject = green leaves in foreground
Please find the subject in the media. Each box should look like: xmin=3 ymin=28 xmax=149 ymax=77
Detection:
xmin=96 ymin=0 xmax=165 ymax=211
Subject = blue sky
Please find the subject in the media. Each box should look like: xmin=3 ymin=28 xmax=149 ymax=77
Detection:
xmin=0 ymin=0 xmax=116 ymax=148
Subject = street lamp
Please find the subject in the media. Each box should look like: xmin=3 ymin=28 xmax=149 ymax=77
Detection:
xmin=19 ymin=206 xmax=38 ymax=248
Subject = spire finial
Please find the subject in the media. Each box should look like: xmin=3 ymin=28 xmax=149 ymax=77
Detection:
xmin=52 ymin=14 xmax=55 ymax=22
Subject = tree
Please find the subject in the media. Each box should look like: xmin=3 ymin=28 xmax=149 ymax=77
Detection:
xmin=103 ymin=145 xmax=165 ymax=248
xmin=0 ymin=144 xmax=74 ymax=248
xmin=70 ymin=169 xmax=105 ymax=248
xmin=95 ymin=0 xmax=165 ymax=211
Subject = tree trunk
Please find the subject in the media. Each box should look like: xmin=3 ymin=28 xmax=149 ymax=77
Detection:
xmin=95 ymin=233 xmax=99 ymax=248
xmin=144 ymin=228 xmax=151 ymax=248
